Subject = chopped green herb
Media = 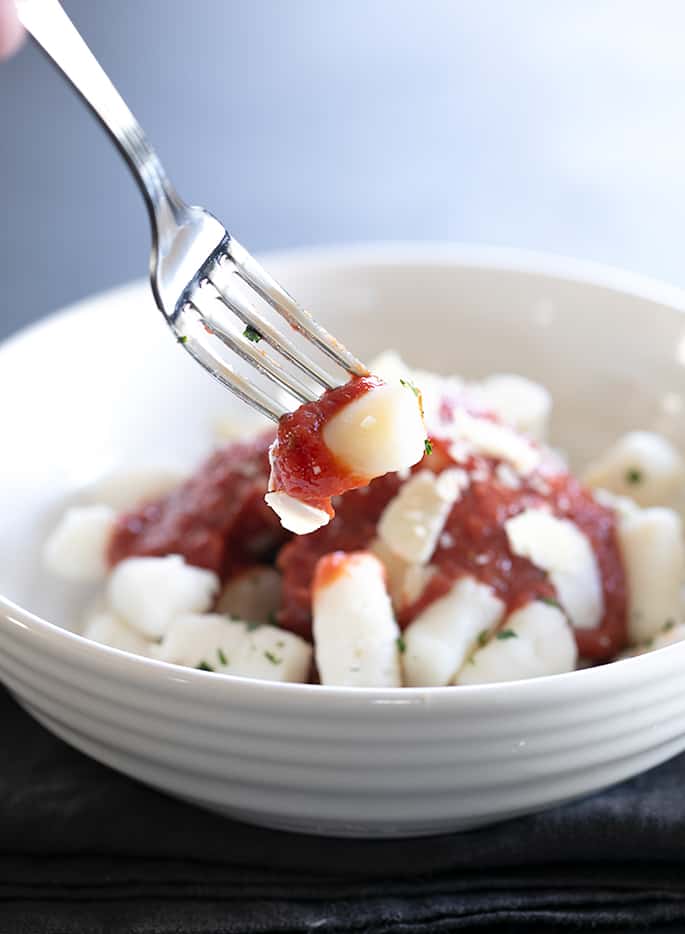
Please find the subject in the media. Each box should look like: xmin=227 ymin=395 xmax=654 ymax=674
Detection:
xmin=400 ymin=378 xmax=420 ymax=398
xmin=396 ymin=635 xmax=407 ymax=654
xmin=177 ymin=334 xmax=188 ymax=345
xmin=264 ymin=650 xmax=282 ymax=665
xmin=424 ymin=438 xmax=433 ymax=456
xmin=477 ymin=629 xmax=489 ymax=648
xmin=276 ymin=640 xmax=285 ymax=648
xmin=625 ymin=467 xmax=643 ymax=485
xmin=467 ymin=655 xmax=476 ymax=665
xmin=217 ymin=648 xmax=228 ymax=666
xmin=538 ymin=595 xmax=562 ymax=609
xmin=197 ymin=660 xmax=214 ymax=672
xmin=663 ymin=619 xmax=676 ymax=632
xmin=267 ymin=611 xmax=279 ymax=627
xmin=496 ymin=629 xmax=517 ymax=640
xmin=243 ymin=325 xmax=262 ymax=343
xmin=246 ymin=621 xmax=261 ymax=632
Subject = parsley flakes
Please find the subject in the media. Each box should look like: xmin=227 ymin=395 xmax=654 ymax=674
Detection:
xmin=197 ymin=660 xmax=214 ymax=672
xmin=177 ymin=334 xmax=188 ymax=345
xmin=477 ymin=629 xmax=489 ymax=648
xmin=243 ymin=325 xmax=262 ymax=343
xmin=396 ymin=635 xmax=407 ymax=654
xmin=538 ymin=595 xmax=562 ymax=610
xmin=400 ymin=378 xmax=420 ymax=398
xmin=496 ymin=629 xmax=517 ymax=640
xmin=264 ymin=650 xmax=282 ymax=665
xmin=625 ymin=467 xmax=643 ymax=485
xmin=217 ymin=648 xmax=228 ymax=666
xmin=424 ymin=438 xmax=433 ymax=456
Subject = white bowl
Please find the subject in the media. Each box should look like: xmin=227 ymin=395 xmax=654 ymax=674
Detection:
xmin=2 ymin=244 xmax=685 ymax=838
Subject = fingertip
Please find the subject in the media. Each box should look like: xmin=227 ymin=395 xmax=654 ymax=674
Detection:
xmin=0 ymin=0 xmax=24 ymax=60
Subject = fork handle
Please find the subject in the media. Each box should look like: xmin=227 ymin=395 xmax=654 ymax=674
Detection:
xmin=15 ymin=0 xmax=182 ymax=226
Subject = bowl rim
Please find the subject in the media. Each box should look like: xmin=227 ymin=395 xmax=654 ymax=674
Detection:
xmin=3 ymin=241 xmax=685 ymax=708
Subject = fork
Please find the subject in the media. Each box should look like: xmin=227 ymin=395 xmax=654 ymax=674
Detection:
xmin=16 ymin=0 xmax=367 ymax=421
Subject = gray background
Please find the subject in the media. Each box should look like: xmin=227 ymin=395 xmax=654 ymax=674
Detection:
xmin=2 ymin=0 xmax=685 ymax=340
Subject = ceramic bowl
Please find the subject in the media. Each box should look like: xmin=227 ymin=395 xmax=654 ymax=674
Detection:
xmin=2 ymin=244 xmax=685 ymax=838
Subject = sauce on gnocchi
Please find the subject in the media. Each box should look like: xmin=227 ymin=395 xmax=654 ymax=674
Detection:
xmin=44 ymin=352 xmax=685 ymax=688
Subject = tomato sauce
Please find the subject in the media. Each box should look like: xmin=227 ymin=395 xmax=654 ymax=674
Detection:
xmin=269 ymin=375 xmax=380 ymax=515
xmin=107 ymin=433 xmax=287 ymax=577
xmin=108 ymin=407 xmax=627 ymax=663
xmin=278 ymin=439 xmax=627 ymax=660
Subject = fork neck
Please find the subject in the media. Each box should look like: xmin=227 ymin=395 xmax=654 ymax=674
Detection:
xmin=16 ymin=0 xmax=185 ymax=233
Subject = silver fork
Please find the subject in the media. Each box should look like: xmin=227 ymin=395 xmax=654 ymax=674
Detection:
xmin=16 ymin=0 xmax=367 ymax=421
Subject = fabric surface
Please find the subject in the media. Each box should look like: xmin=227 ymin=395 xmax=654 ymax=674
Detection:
xmin=2 ymin=686 xmax=685 ymax=934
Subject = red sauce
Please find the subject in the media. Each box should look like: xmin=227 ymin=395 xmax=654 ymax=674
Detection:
xmin=403 ymin=446 xmax=626 ymax=661
xmin=278 ymin=439 xmax=627 ymax=660
xmin=269 ymin=375 xmax=381 ymax=515
xmin=108 ymin=404 xmax=627 ymax=664
xmin=107 ymin=433 xmax=287 ymax=577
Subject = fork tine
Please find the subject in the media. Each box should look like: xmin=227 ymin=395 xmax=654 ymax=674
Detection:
xmin=176 ymin=305 xmax=288 ymax=422
xmin=190 ymin=284 xmax=319 ymax=405
xmin=226 ymin=239 xmax=369 ymax=377
xmin=206 ymin=261 xmax=337 ymax=392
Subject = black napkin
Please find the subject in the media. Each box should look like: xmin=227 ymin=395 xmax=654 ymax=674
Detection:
xmin=2 ymin=685 xmax=685 ymax=934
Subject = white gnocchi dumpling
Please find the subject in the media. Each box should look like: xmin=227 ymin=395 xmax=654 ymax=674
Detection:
xmin=616 ymin=507 xmax=685 ymax=644
xmin=457 ymin=601 xmax=577 ymax=685
xmin=82 ymin=610 xmax=152 ymax=657
xmin=469 ymin=373 xmax=552 ymax=442
xmin=107 ymin=555 xmax=220 ymax=638
xmin=403 ymin=576 xmax=505 ymax=687
xmin=367 ymin=537 xmax=436 ymax=613
xmin=158 ymin=613 xmax=312 ymax=683
xmin=323 ymin=380 xmax=426 ymax=482
xmin=85 ymin=467 xmax=187 ymax=511
xmin=215 ymin=566 xmax=282 ymax=624
xmin=43 ymin=504 xmax=116 ymax=582
xmin=266 ymin=380 xmax=426 ymax=536
xmin=505 ymin=509 xmax=603 ymax=630
xmin=583 ymin=431 xmax=685 ymax=508
xmin=312 ymin=551 xmax=402 ymax=687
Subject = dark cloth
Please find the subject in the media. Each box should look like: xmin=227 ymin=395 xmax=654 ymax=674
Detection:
xmin=2 ymin=686 xmax=684 ymax=934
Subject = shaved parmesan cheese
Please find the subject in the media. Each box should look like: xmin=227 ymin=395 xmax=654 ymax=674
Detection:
xmin=445 ymin=411 xmax=540 ymax=475
xmin=403 ymin=576 xmax=505 ymax=686
xmin=377 ymin=469 xmax=467 ymax=564
xmin=583 ymin=431 xmax=685 ymax=508
xmin=505 ymin=509 xmax=603 ymax=630
xmin=158 ymin=613 xmax=311 ymax=683
xmin=322 ymin=382 xmax=426 ymax=479
xmin=313 ymin=552 xmax=402 ymax=687
xmin=107 ymin=555 xmax=220 ymax=638
xmin=617 ymin=507 xmax=685 ymax=643
xmin=264 ymin=491 xmax=330 ymax=535
xmin=457 ymin=601 xmax=577 ymax=685
xmin=43 ymin=505 xmax=116 ymax=582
